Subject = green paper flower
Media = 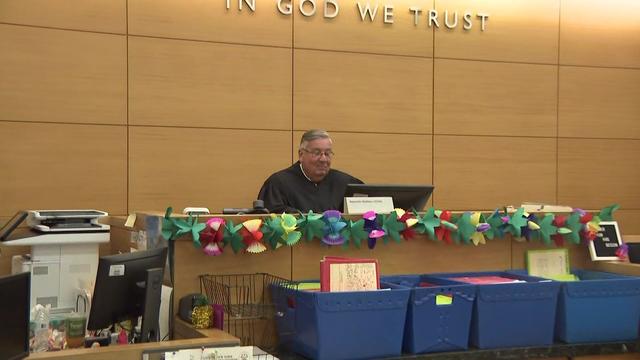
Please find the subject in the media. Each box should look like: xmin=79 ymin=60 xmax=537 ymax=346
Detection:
xmin=283 ymin=231 xmax=302 ymax=246
xmin=161 ymin=207 xmax=178 ymax=241
xmin=189 ymin=216 xmax=206 ymax=247
xmin=298 ymin=211 xmax=325 ymax=242
xmin=262 ymin=216 xmax=284 ymax=250
xmin=538 ymin=214 xmax=558 ymax=245
xmin=340 ymin=219 xmax=368 ymax=248
xmin=280 ymin=214 xmax=301 ymax=246
xmin=381 ymin=211 xmax=405 ymax=244
xmin=223 ymin=219 xmax=244 ymax=254
xmin=507 ymin=208 xmax=528 ymax=238
xmin=413 ymin=208 xmax=440 ymax=240
xmin=564 ymin=213 xmax=582 ymax=244
xmin=599 ymin=204 xmax=620 ymax=221
xmin=456 ymin=212 xmax=476 ymax=244
xmin=485 ymin=209 xmax=506 ymax=239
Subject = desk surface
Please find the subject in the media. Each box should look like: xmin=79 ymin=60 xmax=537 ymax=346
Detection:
xmin=27 ymin=328 xmax=240 ymax=360
xmin=273 ymin=341 xmax=640 ymax=360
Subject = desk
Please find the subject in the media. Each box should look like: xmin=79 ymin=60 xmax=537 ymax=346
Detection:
xmin=272 ymin=342 xmax=640 ymax=360
xmin=173 ymin=317 xmax=228 ymax=340
xmin=27 ymin=329 xmax=239 ymax=360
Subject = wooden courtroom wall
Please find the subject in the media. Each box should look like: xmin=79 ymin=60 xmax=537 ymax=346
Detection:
xmin=2 ymin=0 xmax=640 ymax=275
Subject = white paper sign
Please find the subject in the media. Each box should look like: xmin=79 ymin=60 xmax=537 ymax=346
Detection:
xmin=108 ymin=264 xmax=125 ymax=277
xmin=344 ymin=196 xmax=394 ymax=214
xmin=165 ymin=346 xmax=254 ymax=360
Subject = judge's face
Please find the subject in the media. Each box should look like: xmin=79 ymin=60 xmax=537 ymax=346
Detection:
xmin=299 ymin=138 xmax=333 ymax=182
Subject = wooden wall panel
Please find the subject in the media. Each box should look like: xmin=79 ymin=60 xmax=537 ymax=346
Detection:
xmin=434 ymin=0 xmax=559 ymax=64
xmin=616 ymin=210 xmax=640 ymax=238
xmin=510 ymin=242 xmax=594 ymax=270
xmin=434 ymin=135 xmax=556 ymax=210
xmin=0 ymin=122 xmax=127 ymax=217
xmin=434 ymin=59 xmax=557 ymax=137
xmin=0 ymin=25 xmax=126 ymax=124
xmin=129 ymin=37 xmax=292 ymax=129
xmin=128 ymin=0 xmax=291 ymax=47
xmin=129 ymin=128 xmax=291 ymax=213
xmin=0 ymin=0 xmax=126 ymax=34
xmin=292 ymin=131 xmax=432 ymax=185
xmin=558 ymin=139 xmax=640 ymax=210
xmin=292 ymin=234 xmax=511 ymax=280
xmin=560 ymin=0 xmax=640 ymax=68
xmin=294 ymin=50 xmax=432 ymax=134
xmin=559 ymin=66 xmax=640 ymax=139
xmin=293 ymin=0 xmax=433 ymax=56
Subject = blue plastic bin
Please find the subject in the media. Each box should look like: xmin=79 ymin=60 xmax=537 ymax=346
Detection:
xmin=382 ymin=274 xmax=475 ymax=354
xmin=432 ymin=271 xmax=561 ymax=349
xmin=555 ymin=270 xmax=640 ymax=343
xmin=271 ymin=282 xmax=410 ymax=360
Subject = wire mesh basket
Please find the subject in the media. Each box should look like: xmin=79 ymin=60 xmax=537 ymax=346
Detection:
xmin=199 ymin=273 xmax=290 ymax=351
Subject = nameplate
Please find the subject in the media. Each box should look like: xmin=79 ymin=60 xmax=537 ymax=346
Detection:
xmin=344 ymin=196 xmax=394 ymax=215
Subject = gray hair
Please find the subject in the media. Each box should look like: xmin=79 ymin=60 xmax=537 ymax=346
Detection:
xmin=299 ymin=129 xmax=332 ymax=150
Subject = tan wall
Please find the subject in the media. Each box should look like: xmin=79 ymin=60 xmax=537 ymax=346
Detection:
xmin=1 ymin=0 xmax=640 ymax=272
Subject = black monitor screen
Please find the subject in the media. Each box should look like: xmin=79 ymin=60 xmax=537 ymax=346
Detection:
xmin=0 ymin=272 xmax=30 ymax=360
xmin=344 ymin=184 xmax=435 ymax=211
xmin=88 ymin=248 xmax=167 ymax=332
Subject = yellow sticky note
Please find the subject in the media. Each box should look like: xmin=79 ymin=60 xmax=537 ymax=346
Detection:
xmin=124 ymin=213 xmax=136 ymax=228
xmin=436 ymin=294 xmax=453 ymax=305
xmin=296 ymin=282 xmax=321 ymax=290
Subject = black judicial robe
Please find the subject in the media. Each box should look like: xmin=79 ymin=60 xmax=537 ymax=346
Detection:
xmin=257 ymin=162 xmax=363 ymax=214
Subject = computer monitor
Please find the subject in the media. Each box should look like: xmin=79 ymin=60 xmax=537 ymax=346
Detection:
xmin=88 ymin=247 xmax=168 ymax=342
xmin=0 ymin=272 xmax=30 ymax=360
xmin=344 ymin=184 xmax=435 ymax=211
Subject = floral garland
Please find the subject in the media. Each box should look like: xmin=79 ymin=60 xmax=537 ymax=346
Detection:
xmin=160 ymin=204 xmax=621 ymax=256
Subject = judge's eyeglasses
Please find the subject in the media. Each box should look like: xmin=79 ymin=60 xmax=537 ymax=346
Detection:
xmin=302 ymin=148 xmax=334 ymax=159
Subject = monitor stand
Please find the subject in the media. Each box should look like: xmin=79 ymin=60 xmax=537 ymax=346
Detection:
xmin=140 ymin=268 xmax=163 ymax=342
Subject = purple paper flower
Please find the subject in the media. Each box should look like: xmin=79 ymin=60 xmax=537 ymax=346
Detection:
xmin=616 ymin=243 xmax=629 ymax=259
xmin=573 ymin=208 xmax=587 ymax=217
xmin=321 ymin=210 xmax=346 ymax=246
xmin=363 ymin=212 xmax=385 ymax=249
xmin=476 ymin=223 xmax=491 ymax=233
xmin=521 ymin=213 xmax=538 ymax=240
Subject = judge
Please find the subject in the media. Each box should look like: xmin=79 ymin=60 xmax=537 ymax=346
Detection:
xmin=258 ymin=129 xmax=363 ymax=213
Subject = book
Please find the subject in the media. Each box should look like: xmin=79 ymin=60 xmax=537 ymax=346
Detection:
xmin=320 ymin=256 xmax=380 ymax=292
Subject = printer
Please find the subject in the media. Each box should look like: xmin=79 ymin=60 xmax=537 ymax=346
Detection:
xmin=0 ymin=210 xmax=110 ymax=313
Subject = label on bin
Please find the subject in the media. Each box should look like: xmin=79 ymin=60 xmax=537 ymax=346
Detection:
xmin=109 ymin=264 xmax=125 ymax=277
xmin=436 ymin=294 xmax=453 ymax=305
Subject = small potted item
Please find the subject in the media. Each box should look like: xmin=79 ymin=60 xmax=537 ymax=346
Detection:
xmin=191 ymin=295 xmax=212 ymax=329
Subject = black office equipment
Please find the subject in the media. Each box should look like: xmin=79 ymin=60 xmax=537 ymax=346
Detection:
xmin=87 ymin=247 xmax=167 ymax=343
xmin=0 ymin=272 xmax=30 ymax=360
xmin=344 ymin=184 xmax=435 ymax=211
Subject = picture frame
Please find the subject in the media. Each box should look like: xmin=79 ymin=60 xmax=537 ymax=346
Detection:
xmin=526 ymin=248 xmax=570 ymax=279
xmin=589 ymin=221 xmax=623 ymax=261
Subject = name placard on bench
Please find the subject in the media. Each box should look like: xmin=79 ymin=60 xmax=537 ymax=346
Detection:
xmin=344 ymin=196 xmax=394 ymax=215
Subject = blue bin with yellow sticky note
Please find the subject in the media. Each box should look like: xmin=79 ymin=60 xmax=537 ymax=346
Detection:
xmin=430 ymin=271 xmax=561 ymax=349
xmin=382 ymin=275 xmax=475 ymax=354
xmin=271 ymin=281 xmax=410 ymax=360
xmin=555 ymin=269 xmax=640 ymax=343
